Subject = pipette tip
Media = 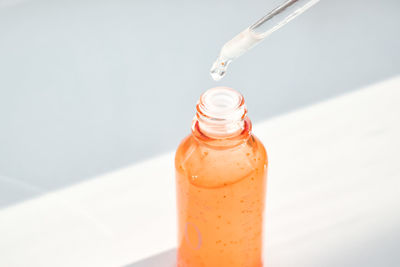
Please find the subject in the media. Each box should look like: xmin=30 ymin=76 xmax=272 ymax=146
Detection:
xmin=210 ymin=57 xmax=230 ymax=81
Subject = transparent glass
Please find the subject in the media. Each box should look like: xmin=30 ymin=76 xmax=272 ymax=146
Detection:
xmin=175 ymin=87 xmax=268 ymax=267
xmin=210 ymin=0 xmax=320 ymax=81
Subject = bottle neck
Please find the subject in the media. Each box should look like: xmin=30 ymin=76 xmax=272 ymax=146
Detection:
xmin=193 ymin=87 xmax=250 ymax=140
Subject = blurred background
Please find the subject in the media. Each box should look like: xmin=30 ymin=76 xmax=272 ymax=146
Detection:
xmin=0 ymin=0 xmax=399 ymax=266
xmin=1 ymin=0 xmax=399 ymax=208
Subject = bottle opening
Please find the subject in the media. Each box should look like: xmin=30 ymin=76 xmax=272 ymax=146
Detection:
xmin=195 ymin=87 xmax=247 ymax=138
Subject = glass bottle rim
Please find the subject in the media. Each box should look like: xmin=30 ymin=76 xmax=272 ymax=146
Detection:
xmin=193 ymin=87 xmax=251 ymax=146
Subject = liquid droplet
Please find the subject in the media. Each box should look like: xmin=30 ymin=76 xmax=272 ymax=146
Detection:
xmin=210 ymin=57 xmax=231 ymax=81
xmin=209 ymin=28 xmax=264 ymax=81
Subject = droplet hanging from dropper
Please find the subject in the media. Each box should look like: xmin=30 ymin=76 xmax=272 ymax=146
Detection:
xmin=209 ymin=28 xmax=264 ymax=81
xmin=210 ymin=58 xmax=231 ymax=81
xmin=209 ymin=0 xmax=320 ymax=81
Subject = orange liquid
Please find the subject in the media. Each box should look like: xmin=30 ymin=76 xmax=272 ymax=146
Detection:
xmin=175 ymin=123 xmax=268 ymax=267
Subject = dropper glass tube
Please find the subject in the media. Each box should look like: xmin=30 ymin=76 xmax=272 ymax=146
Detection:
xmin=210 ymin=0 xmax=320 ymax=81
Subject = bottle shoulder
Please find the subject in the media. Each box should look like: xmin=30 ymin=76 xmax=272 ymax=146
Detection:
xmin=175 ymin=133 xmax=267 ymax=188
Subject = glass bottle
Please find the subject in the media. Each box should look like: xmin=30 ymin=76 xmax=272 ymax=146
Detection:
xmin=175 ymin=87 xmax=268 ymax=267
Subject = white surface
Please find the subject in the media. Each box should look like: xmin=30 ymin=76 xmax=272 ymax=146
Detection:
xmin=1 ymin=76 xmax=400 ymax=267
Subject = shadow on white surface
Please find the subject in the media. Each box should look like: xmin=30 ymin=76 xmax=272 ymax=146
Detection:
xmin=0 ymin=0 xmax=399 ymax=209
xmin=125 ymin=249 xmax=176 ymax=267
xmin=0 ymin=77 xmax=399 ymax=267
xmin=124 ymin=227 xmax=400 ymax=267
xmin=318 ymin=228 xmax=400 ymax=267
xmin=124 ymin=225 xmax=400 ymax=267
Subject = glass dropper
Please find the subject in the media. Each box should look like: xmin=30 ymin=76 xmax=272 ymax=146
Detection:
xmin=210 ymin=0 xmax=320 ymax=81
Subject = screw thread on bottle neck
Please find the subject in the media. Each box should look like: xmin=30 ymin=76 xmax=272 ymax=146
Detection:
xmin=195 ymin=87 xmax=247 ymax=138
